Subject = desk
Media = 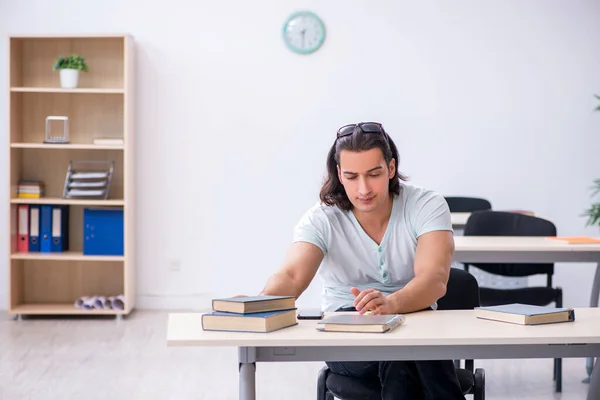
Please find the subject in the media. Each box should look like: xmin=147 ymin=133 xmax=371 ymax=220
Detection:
xmin=453 ymin=236 xmax=600 ymax=309
xmin=167 ymin=308 xmax=600 ymax=400
xmin=453 ymin=235 xmax=600 ymax=381
xmin=451 ymin=211 xmax=540 ymax=229
xmin=451 ymin=212 xmax=471 ymax=229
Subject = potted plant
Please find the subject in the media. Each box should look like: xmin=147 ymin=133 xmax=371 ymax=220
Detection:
xmin=52 ymin=54 xmax=89 ymax=89
xmin=583 ymin=95 xmax=600 ymax=228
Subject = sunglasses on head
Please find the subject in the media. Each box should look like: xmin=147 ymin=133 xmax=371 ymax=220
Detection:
xmin=336 ymin=122 xmax=386 ymax=138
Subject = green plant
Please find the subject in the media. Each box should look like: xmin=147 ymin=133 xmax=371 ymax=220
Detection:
xmin=584 ymin=178 xmax=600 ymax=227
xmin=52 ymin=54 xmax=89 ymax=72
xmin=584 ymin=95 xmax=600 ymax=227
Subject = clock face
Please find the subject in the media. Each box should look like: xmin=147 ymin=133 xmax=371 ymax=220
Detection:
xmin=282 ymin=11 xmax=326 ymax=54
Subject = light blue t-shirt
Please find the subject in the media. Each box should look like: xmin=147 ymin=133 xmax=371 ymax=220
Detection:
xmin=292 ymin=183 xmax=453 ymax=312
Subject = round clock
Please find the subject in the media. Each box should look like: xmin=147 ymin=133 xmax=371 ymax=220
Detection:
xmin=282 ymin=11 xmax=326 ymax=55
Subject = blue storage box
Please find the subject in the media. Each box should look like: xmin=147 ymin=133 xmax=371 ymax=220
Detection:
xmin=83 ymin=208 xmax=124 ymax=256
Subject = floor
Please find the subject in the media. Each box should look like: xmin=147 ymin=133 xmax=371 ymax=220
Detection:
xmin=0 ymin=310 xmax=592 ymax=400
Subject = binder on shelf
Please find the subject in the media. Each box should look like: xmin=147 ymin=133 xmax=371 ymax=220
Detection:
xmin=83 ymin=208 xmax=124 ymax=256
xmin=29 ymin=205 xmax=40 ymax=252
xmin=40 ymin=205 xmax=53 ymax=253
xmin=51 ymin=205 xmax=69 ymax=252
xmin=17 ymin=205 xmax=29 ymax=252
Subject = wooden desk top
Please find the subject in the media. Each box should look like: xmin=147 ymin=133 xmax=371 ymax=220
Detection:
xmin=451 ymin=211 xmax=547 ymax=227
xmin=451 ymin=212 xmax=470 ymax=226
xmin=167 ymin=308 xmax=600 ymax=348
xmin=453 ymin=236 xmax=600 ymax=252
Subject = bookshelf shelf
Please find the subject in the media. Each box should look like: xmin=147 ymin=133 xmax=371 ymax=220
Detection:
xmin=10 ymin=251 xmax=124 ymax=262
xmin=10 ymin=198 xmax=125 ymax=206
xmin=11 ymin=303 xmax=126 ymax=316
xmin=11 ymin=87 xmax=124 ymax=94
xmin=11 ymin=143 xmax=124 ymax=150
xmin=7 ymin=34 xmax=135 ymax=318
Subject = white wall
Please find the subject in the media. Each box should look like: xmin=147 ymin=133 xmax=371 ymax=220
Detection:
xmin=1 ymin=0 xmax=599 ymax=311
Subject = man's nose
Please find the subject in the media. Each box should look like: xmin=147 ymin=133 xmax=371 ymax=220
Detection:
xmin=358 ymin=177 xmax=371 ymax=195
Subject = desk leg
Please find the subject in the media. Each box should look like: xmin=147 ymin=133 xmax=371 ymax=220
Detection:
xmin=238 ymin=347 xmax=256 ymax=400
xmin=588 ymin=358 xmax=600 ymax=400
xmin=585 ymin=262 xmax=600 ymax=382
xmin=239 ymin=363 xmax=256 ymax=400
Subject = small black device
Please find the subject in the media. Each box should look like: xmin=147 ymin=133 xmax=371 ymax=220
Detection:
xmin=297 ymin=308 xmax=324 ymax=320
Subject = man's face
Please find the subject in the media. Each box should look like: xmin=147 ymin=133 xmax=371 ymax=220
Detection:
xmin=337 ymin=148 xmax=395 ymax=213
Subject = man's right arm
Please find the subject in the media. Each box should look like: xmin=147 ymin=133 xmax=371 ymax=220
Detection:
xmin=259 ymin=241 xmax=324 ymax=298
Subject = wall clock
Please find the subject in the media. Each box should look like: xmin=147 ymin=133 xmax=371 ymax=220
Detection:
xmin=282 ymin=11 xmax=326 ymax=55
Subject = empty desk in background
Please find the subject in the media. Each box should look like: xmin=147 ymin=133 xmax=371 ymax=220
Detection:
xmin=451 ymin=212 xmax=471 ymax=229
xmin=453 ymin=235 xmax=600 ymax=381
xmin=167 ymin=308 xmax=600 ymax=400
xmin=453 ymin=236 xmax=600 ymax=309
xmin=451 ymin=211 xmax=542 ymax=230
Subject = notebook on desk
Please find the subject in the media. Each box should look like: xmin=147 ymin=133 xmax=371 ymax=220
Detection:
xmin=475 ymin=303 xmax=575 ymax=325
xmin=546 ymin=236 xmax=600 ymax=244
xmin=316 ymin=314 xmax=406 ymax=333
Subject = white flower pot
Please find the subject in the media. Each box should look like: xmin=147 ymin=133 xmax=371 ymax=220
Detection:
xmin=59 ymin=69 xmax=80 ymax=89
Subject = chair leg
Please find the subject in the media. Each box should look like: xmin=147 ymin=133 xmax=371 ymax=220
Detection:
xmin=555 ymin=358 xmax=562 ymax=393
xmin=317 ymin=366 xmax=331 ymax=400
xmin=474 ymin=368 xmax=485 ymax=400
xmin=465 ymin=359 xmax=474 ymax=373
xmin=554 ymin=288 xmax=563 ymax=392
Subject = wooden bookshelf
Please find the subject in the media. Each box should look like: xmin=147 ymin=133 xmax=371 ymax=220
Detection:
xmin=6 ymin=34 xmax=135 ymax=318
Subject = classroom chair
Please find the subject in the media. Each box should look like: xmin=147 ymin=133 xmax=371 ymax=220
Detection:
xmin=316 ymin=268 xmax=486 ymax=400
xmin=462 ymin=210 xmax=563 ymax=392
xmin=444 ymin=196 xmax=492 ymax=213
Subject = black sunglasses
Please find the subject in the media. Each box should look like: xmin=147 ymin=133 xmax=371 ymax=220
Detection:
xmin=336 ymin=122 xmax=386 ymax=138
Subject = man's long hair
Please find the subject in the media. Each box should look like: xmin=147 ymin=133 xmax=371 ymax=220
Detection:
xmin=319 ymin=126 xmax=408 ymax=211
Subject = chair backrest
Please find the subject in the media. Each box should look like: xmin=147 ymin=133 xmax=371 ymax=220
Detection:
xmin=437 ymin=268 xmax=480 ymax=310
xmin=463 ymin=211 xmax=556 ymax=277
xmin=444 ymin=196 xmax=492 ymax=213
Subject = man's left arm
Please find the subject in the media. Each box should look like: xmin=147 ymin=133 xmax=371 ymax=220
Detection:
xmin=386 ymin=230 xmax=454 ymax=313
xmin=353 ymin=230 xmax=454 ymax=314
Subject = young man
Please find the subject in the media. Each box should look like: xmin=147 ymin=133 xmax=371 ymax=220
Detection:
xmin=258 ymin=122 xmax=465 ymax=399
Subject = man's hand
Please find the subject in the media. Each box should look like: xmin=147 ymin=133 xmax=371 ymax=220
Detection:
xmin=351 ymin=287 xmax=396 ymax=315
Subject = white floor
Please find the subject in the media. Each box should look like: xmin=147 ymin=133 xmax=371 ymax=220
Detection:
xmin=0 ymin=310 xmax=592 ymax=400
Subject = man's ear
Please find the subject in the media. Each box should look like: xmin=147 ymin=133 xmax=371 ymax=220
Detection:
xmin=388 ymin=158 xmax=396 ymax=178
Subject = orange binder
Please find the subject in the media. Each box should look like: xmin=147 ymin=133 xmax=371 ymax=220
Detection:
xmin=547 ymin=236 xmax=600 ymax=244
xmin=17 ymin=204 xmax=29 ymax=252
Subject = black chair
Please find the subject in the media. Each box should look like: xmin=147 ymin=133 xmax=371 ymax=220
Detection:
xmin=444 ymin=196 xmax=492 ymax=213
xmin=317 ymin=268 xmax=485 ymax=400
xmin=463 ymin=210 xmax=563 ymax=392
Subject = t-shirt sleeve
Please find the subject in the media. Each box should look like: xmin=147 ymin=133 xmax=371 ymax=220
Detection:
xmin=292 ymin=204 xmax=330 ymax=255
xmin=409 ymin=189 xmax=453 ymax=238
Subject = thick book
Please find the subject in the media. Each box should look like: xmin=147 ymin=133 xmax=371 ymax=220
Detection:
xmin=316 ymin=314 xmax=406 ymax=333
xmin=475 ymin=303 xmax=575 ymax=325
xmin=201 ymin=309 xmax=297 ymax=333
xmin=211 ymin=295 xmax=296 ymax=314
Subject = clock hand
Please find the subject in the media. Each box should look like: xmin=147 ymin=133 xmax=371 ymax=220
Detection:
xmin=301 ymin=28 xmax=306 ymax=47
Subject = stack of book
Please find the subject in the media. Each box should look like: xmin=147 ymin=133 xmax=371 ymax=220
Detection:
xmin=201 ymin=295 xmax=298 ymax=333
xmin=17 ymin=180 xmax=44 ymax=199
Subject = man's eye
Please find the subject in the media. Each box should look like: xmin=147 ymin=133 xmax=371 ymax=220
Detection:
xmin=369 ymin=174 xmax=381 ymax=178
xmin=346 ymin=176 xmax=357 ymax=180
